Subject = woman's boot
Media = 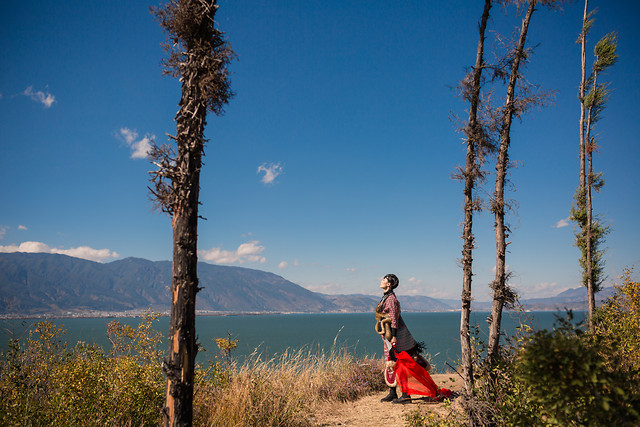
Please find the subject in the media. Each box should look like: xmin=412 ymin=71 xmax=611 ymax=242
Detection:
xmin=392 ymin=392 xmax=411 ymax=404
xmin=380 ymin=387 xmax=397 ymax=402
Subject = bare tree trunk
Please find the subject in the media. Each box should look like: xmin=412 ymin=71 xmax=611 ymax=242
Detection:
xmin=579 ymin=0 xmax=588 ymax=193
xmin=150 ymin=2 xmax=235 ymax=424
xmin=460 ymin=0 xmax=492 ymax=398
xmin=487 ymin=0 xmax=536 ymax=362
xmin=163 ymin=78 xmax=207 ymax=426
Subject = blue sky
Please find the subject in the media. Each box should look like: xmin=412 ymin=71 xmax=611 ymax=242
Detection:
xmin=1 ymin=0 xmax=638 ymax=301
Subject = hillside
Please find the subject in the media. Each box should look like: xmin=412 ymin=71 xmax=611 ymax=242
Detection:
xmin=0 ymin=253 xmax=610 ymax=317
xmin=0 ymin=253 xmax=335 ymax=316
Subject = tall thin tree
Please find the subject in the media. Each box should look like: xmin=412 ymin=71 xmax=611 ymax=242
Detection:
xmin=149 ymin=0 xmax=235 ymax=425
xmin=486 ymin=0 xmax=557 ymax=361
xmin=455 ymin=0 xmax=493 ymax=397
xmin=571 ymin=1 xmax=617 ymax=323
xmin=578 ymin=0 xmax=591 ymax=196
xmin=486 ymin=0 xmax=536 ymax=362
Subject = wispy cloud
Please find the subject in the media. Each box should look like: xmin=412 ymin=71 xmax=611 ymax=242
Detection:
xmin=18 ymin=225 xmax=28 ymax=231
xmin=257 ymin=162 xmax=283 ymax=184
xmin=305 ymin=282 xmax=343 ymax=294
xmin=278 ymin=259 xmax=301 ymax=269
xmin=397 ymin=277 xmax=426 ymax=296
xmin=199 ymin=240 xmax=266 ymax=265
xmin=553 ymin=217 xmax=571 ymax=228
xmin=118 ymin=127 xmax=154 ymax=159
xmin=24 ymin=86 xmax=55 ymax=108
xmin=520 ymin=281 xmax=570 ymax=299
xmin=0 ymin=241 xmax=119 ymax=262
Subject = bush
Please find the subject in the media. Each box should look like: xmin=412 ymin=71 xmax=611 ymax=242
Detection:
xmin=592 ymin=268 xmax=640 ymax=377
xmin=513 ymin=314 xmax=635 ymax=426
xmin=0 ymin=315 xmax=165 ymax=426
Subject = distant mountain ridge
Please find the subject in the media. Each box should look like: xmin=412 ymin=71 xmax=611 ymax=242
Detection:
xmin=0 ymin=253 xmax=611 ymax=317
xmin=0 ymin=253 xmax=336 ymax=316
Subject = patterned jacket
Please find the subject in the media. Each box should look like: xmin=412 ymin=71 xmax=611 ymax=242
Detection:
xmin=377 ymin=291 xmax=417 ymax=353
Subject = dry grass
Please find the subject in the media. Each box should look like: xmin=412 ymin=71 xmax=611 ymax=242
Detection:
xmin=194 ymin=346 xmax=386 ymax=426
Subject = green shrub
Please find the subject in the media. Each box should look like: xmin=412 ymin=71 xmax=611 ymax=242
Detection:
xmin=0 ymin=315 xmax=165 ymax=426
xmin=480 ymin=311 xmax=640 ymax=426
xmin=514 ymin=315 xmax=623 ymax=425
xmin=592 ymin=268 xmax=640 ymax=377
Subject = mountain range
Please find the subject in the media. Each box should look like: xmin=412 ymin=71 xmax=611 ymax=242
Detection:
xmin=0 ymin=253 xmax=612 ymax=317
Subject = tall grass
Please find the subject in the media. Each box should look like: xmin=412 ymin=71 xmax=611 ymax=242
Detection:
xmin=194 ymin=345 xmax=385 ymax=426
xmin=0 ymin=315 xmax=386 ymax=427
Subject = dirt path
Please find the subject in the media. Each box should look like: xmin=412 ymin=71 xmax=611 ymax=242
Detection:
xmin=310 ymin=374 xmax=463 ymax=427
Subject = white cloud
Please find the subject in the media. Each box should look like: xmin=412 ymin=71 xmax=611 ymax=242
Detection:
xmin=278 ymin=261 xmax=288 ymax=269
xmin=199 ymin=240 xmax=266 ymax=265
xmin=554 ymin=217 xmax=571 ymax=228
xmin=407 ymin=277 xmax=423 ymax=285
xmin=118 ymin=127 xmax=154 ymax=159
xmin=0 ymin=241 xmax=119 ymax=262
xmin=18 ymin=225 xmax=28 ymax=231
xmin=257 ymin=162 xmax=283 ymax=184
xmin=0 ymin=227 xmax=6 ymax=240
xmin=24 ymin=86 xmax=55 ymax=108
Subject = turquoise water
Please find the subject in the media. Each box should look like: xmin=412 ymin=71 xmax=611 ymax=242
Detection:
xmin=0 ymin=311 xmax=586 ymax=372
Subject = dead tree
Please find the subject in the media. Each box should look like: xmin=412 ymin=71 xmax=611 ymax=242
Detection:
xmin=455 ymin=0 xmax=494 ymax=398
xmin=149 ymin=0 xmax=235 ymax=425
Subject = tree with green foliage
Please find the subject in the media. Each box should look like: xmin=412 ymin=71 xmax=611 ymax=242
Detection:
xmin=149 ymin=0 xmax=235 ymax=424
xmin=570 ymin=0 xmax=618 ymax=325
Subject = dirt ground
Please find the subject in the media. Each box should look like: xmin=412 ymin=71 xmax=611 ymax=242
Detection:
xmin=310 ymin=374 xmax=464 ymax=427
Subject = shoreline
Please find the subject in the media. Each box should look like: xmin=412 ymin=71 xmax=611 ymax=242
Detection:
xmin=0 ymin=307 xmax=584 ymax=320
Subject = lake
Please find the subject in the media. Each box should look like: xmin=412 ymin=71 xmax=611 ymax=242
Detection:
xmin=0 ymin=310 xmax=586 ymax=372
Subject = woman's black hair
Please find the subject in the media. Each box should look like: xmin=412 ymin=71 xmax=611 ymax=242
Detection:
xmin=384 ymin=273 xmax=399 ymax=290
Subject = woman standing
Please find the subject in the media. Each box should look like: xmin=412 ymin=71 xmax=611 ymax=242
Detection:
xmin=376 ymin=273 xmax=430 ymax=403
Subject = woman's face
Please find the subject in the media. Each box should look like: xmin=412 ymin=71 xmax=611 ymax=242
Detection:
xmin=380 ymin=278 xmax=391 ymax=292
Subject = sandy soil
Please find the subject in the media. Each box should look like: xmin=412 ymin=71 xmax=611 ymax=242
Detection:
xmin=310 ymin=374 xmax=464 ymax=427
